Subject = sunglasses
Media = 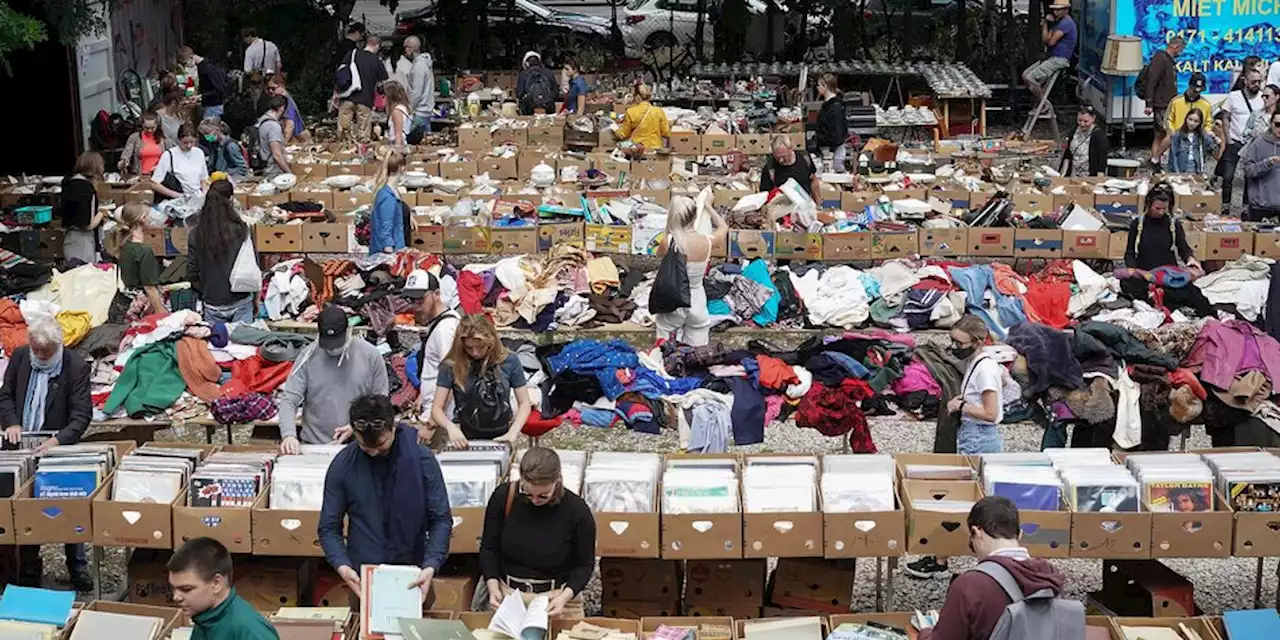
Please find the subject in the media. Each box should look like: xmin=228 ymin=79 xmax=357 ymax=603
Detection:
xmin=519 ymin=482 xmax=558 ymax=501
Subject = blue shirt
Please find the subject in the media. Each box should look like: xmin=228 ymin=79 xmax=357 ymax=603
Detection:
xmin=319 ymin=434 xmax=453 ymax=572
xmin=565 ymin=75 xmax=590 ymax=113
xmin=1048 ymin=16 xmax=1077 ymax=59
xmin=370 ymin=185 xmax=407 ymax=252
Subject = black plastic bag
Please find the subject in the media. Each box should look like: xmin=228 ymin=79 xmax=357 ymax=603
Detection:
xmin=648 ymin=246 xmax=690 ymax=314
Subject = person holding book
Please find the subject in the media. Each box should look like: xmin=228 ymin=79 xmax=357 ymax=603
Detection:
xmin=0 ymin=317 xmax=93 ymax=592
xmin=318 ymin=394 xmax=452 ymax=604
xmin=169 ymin=537 xmax=279 ymax=640
xmin=479 ymin=447 xmax=594 ymax=619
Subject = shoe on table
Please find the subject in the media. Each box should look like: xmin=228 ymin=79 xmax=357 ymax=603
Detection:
xmin=70 ymin=569 xmax=94 ymax=593
xmin=904 ymin=556 xmax=951 ymax=579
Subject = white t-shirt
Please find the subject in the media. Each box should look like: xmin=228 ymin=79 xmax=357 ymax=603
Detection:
xmin=243 ymin=39 xmax=281 ymax=74
xmin=961 ymin=357 xmax=1004 ymax=425
xmin=152 ymin=147 xmax=209 ymax=196
xmin=1225 ymin=89 xmax=1264 ymax=143
xmin=420 ymin=311 xmax=460 ymax=418
xmin=1268 ymin=61 xmax=1280 ymax=91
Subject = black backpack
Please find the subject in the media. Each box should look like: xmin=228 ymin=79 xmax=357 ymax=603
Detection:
xmin=1134 ymin=65 xmax=1150 ymax=101
xmin=243 ymin=121 xmax=266 ymax=173
xmin=522 ymin=72 xmax=556 ymax=115
xmin=455 ymin=363 xmax=514 ymax=438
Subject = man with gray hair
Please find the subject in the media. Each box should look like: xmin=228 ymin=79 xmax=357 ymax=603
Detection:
xmin=760 ymin=135 xmax=820 ymax=202
xmin=403 ymin=36 xmax=436 ymax=138
xmin=0 ymin=317 xmax=94 ymax=591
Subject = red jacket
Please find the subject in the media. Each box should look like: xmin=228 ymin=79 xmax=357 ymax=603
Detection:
xmin=923 ymin=553 xmax=1067 ymax=640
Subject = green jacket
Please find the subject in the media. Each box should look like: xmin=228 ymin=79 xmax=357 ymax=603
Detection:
xmin=190 ymin=589 xmax=279 ymax=640
xmin=102 ymin=340 xmax=186 ymax=417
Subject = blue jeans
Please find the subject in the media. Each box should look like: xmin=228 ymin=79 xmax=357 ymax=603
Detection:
xmin=203 ymin=105 xmax=225 ymax=120
xmin=203 ymin=296 xmax=254 ymax=324
xmin=958 ymin=416 xmax=1004 ymax=454
xmin=411 ymin=115 xmax=431 ymax=135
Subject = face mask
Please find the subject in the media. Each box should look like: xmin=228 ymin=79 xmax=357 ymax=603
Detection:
xmin=951 ymin=345 xmax=976 ymax=359
xmin=323 ymin=346 xmax=346 ymax=357
xmin=203 ymin=134 xmax=216 ymax=143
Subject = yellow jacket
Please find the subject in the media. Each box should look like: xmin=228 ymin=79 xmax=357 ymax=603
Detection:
xmin=615 ymin=101 xmax=671 ymax=150
xmin=1166 ymin=95 xmax=1212 ymax=132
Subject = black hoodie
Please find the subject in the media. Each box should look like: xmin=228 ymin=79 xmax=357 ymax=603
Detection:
xmin=814 ymin=95 xmax=848 ymax=149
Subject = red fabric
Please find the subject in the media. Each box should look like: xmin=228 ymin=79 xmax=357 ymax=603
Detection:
xmin=1031 ymin=259 xmax=1076 ymax=284
xmin=391 ymin=250 xmax=441 ymax=277
xmin=1022 ymin=280 xmax=1072 ymax=329
xmin=1169 ymin=368 xmax=1208 ymax=400
xmin=756 ymin=355 xmax=799 ymax=389
xmin=523 ymin=415 xmax=561 ymax=437
xmin=795 ymin=379 xmax=877 ymax=452
xmin=220 ymin=356 xmax=293 ymax=397
xmin=914 ymin=278 xmax=953 ymax=292
xmin=457 ymin=271 xmax=486 ymax=314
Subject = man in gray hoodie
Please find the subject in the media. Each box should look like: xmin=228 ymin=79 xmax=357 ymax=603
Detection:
xmin=1242 ymin=109 xmax=1280 ymax=221
xmin=403 ymin=36 xmax=435 ymax=137
xmin=278 ymin=306 xmax=389 ymax=454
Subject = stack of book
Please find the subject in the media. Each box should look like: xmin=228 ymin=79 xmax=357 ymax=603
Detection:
xmin=1125 ymin=453 xmax=1214 ymax=512
xmin=1049 ymin=449 xmax=1140 ymax=513
xmin=0 ymin=586 xmax=76 ymax=640
xmin=662 ymin=457 xmax=740 ymax=515
xmin=821 ymin=455 xmax=896 ymax=513
xmin=69 ymin=610 xmax=166 ymax=640
xmin=269 ymin=606 xmax=351 ymax=640
xmin=0 ymin=450 xmax=36 ymax=498
xmin=980 ymin=453 xmax=1062 ymax=512
xmin=188 ymin=450 xmax=277 ymax=508
xmin=583 ymin=452 xmax=661 ymax=513
xmin=743 ymin=456 xmax=817 ymax=513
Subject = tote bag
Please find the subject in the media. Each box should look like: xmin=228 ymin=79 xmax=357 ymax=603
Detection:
xmin=647 ymin=241 xmax=690 ymax=314
xmin=229 ymin=236 xmax=262 ymax=293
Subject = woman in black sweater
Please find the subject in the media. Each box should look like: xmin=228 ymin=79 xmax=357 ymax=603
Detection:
xmin=814 ymin=73 xmax=848 ymax=172
xmin=1059 ymin=105 xmax=1111 ymax=177
xmin=188 ymin=179 xmax=255 ymax=323
xmin=60 ymin=152 xmax=106 ymax=264
xmin=479 ymin=448 xmax=595 ymax=618
xmin=1120 ymin=182 xmax=1212 ymax=316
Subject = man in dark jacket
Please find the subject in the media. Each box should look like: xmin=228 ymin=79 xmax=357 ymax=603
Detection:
xmin=179 ymin=46 xmax=230 ymax=120
xmin=0 ymin=319 xmax=93 ymax=591
xmin=920 ymin=497 xmax=1078 ymax=640
xmin=336 ymin=34 xmax=388 ymax=144
xmin=319 ymin=394 xmax=452 ymax=603
xmin=1144 ymin=36 xmax=1185 ymax=168
xmin=516 ymin=51 xmax=561 ymax=115
xmin=761 ymin=135 xmax=820 ymax=201
xmin=814 ymin=72 xmax=849 ymax=172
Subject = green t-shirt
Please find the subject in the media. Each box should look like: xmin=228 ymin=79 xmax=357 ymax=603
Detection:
xmin=120 ymin=241 xmax=160 ymax=289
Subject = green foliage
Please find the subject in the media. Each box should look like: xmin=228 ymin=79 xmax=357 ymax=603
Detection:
xmin=0 ymin=1 xmax=48 ymax=75
xmin=35 ymin=0 xmax=106 ymax=45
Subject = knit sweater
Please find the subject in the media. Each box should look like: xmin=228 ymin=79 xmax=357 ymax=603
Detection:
xmin=277 ymin=339 xmax=389 ymax=443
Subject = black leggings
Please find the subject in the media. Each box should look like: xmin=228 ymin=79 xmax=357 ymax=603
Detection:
xmin=1119 ymin=276 xmax=1213 ymax=317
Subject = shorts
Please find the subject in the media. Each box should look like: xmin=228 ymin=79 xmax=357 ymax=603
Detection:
xmin=1024 ymin=57 xmax=1069 ymax=85
xmin=1151 ymin=106 xmax=1168 ymax=134
xmin=958 ymin=416 xmax=1004 ymax=455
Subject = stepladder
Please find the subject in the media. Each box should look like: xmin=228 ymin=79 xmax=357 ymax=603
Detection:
xmin=1022 ymin=69 xmax=1063 ymax=141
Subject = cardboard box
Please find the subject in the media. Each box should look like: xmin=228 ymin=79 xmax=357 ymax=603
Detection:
xmin=173 ymin=493 xmax=259 ymax=553
xmin=702 ymin=134 xmax=736 ymax=155
xmin=585 ymin=224 xmax=632 ymax=254
xmin=669 ymin=131 xmax=701 ymax=155
xmin=840 ymin=191 xmax=877 ymax=212
xmin=592 ymin=154 xmax=630 ymax=177
xmin=142 ymin=229 xmax=173 ymax=256
xmin=528 ymin=125 xmax=565 ymax=148
xmin=12 ymin=476 xmax=105 ymax=545
xmin=829 ymin=613 xmax=916 ymax=637
xmin=662 ymin=511 xmax=742 ymax=560
xmin=599 ymin=558 xmax=682 ymax=601
xmin=602 ymin=600 xmax=680 ymax=618
xmin=443 ymin=227 xmax=491 ymax=254
xmin=1013 ymin=228 xmax=1064 ymax=258
xmin=738 ymin=615 xmax=829 ymax=638
xmin=686 ymin=603 xmax=761 ymax=619
xmin=477 ymin=156 xmax=518 ymax=181
xmin=1109 ymin=231 xmax=1130 ymax=260
xmin=128 ymin=549 xmax=175 ymax=605
xmin=774 ymin=232 xmax=823 ymax=260
xmin=406 ymin=160 xmax=441 ymax=177
xmin=818 ymin=186 xmax=843 ymax=210
xmin=729 ymin=230 xmax=775 ymax=260
xmin=93 ymin=475 xmax=184 ymax=549
xmin=1063 ymin=230 xmax=1110 ymax=259
xmin=430 ymin=574 xmax=478 ymax=612
xmin=289 ymin=190 xmax=334 ymax=210
xmin=737 ymin=134 xmax=772 ymax=155
xmin=743 ymin=509 xmax=822 ymax=558
xmin=929 ymin=189 xmax=972 ymax=212
xmin=457 ymin=612 xmax=493 ymax=630
xmin=488 ymin=228 xmax=537 ymax=254
xmin=870 ymin=231 xmax=918 ymax=260
xmin=233 ymin=557 xmax=306 ymax=613
xmin=684 ymin=559 xmax=766 ymax=605
xmin=1109 ymin=617 xmax=1222 ymax=640
xmin=1095 ymin=194 xmax=1141 ymax=215
xmin=1012 ymin=192 xmax=1054 ymax=213
xmin=1177 ymin=192 xmax=1222 ymax=215
xmin=300 ymin=223 xmax=350 ymax=253
xmin=595 ymin=510 xmax=661 ymax=558
xmin=449 ymin=506 xmax=485 ymax=553
xmin=440 ymin=160 xmax=478 ymax=181
xmin=1199 ymin=231 xmax=1251 ymax=260
xmin=1100 ymin=560 xmax=1197 ymax=617
xmin=79 ymin=600 xmax=184 ymax=638
xmin=824 ymin=509 xmax=906 ymax=558
xmin=903 ymin=479 xmax=983 ymax=556
xmin=311 ymin=565 xmax=351 ymax=607
xmin=457 ymin=127 xmax=492 ymax=151
xmin=822 ymin=232 xmax=872 ymax=261
xmin=0 ymin=487 xmax=15 ymax=544
xmin=641 ymin=617 xmax=736 ymax=639
xmin=918 ymin=228 xmax=967 ymax=257
xmin=549 ymin=618 xmax=642 ymax=637
xmin=598 ymin=129 xmax=617 ymax=150
xmin=713 ymin=189 xmax=752 ymax=208
xmin=632 ymin=188 xmax=672 ymax=207
xmin=491 ymin=125 xmax=528 ymax=146
xmin=410 ymin=225 xmax=445 ymax=254
xmin=416 ymin=192 xmax=460 ymax=208
xmin=537 ymin=221 xmax=585 ymax=253
xmin=1070 ymin=509 xmax=1151 ymax=559
xmin=251 ymin=483 xmax=324 ymax=557
xmin=332 ymin=191 xmax=374 ymax=212
xmin=1148 ymin=492 xmax=1233 ymax=559
xmin=767 ymin=558 xmax=856 ymax=614
xmin=633 ymin=159 xmax=672 ymax=180
xmin=1234 ymin=509 xmax=1280 ymax=556
xmin=253 ymin=224 xmax=303 ymax=253
xmin=1054 ymin=187 xmax=1096 ymax=212
xmin=247 ymin=193 xmax=290 ymax=209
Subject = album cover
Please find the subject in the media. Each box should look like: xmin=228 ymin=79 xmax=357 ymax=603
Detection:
xmin=1073 ymin=484 xmax=1139 ymax=513
xmin=1146 ymin=481 xmax=1213 ymax=513
xmin=991 ymin=481 xmax=1061 ymax=512
xmin=1227 ymin=480 xmax=1280 ymax=512
xmin=190 ymin=475 xmax=260 ymax=508
xmin=33 ymin=468 xmax=101 ymax=499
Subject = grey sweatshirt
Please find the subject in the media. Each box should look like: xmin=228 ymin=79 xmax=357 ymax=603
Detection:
xmin=277 ymin=338 xmax=389 ymax=443
xmin=408 ymin=54 xmax=435 ymax=119
xmin=1243 ymin=129 xmax=1280 ymax=209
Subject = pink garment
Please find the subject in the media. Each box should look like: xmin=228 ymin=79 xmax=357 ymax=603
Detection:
xmin=764 ymin=394 xmax=784 ymax=425
xmin=1184 ymin=319 xmax=1280 ymax=390
xmin=892 ymin=361 xmax=942 ymax=397
xmin=841 ymin=330 xmax=917 ymax=348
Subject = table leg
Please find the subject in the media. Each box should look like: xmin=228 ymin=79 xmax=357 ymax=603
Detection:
xmin=1255 ymin=556 xmax=1265 ymax=609
xmin=943 ymin=100 xmax=951 ymax=138
xmin=92 ymin=544 xmax=104 ymax=601
xmin=887 ymin=556 xmax=897 ymax=611
xmin=875 ymin=557 xmax=884 ymax=611
xmin=205 ymin=424 xmax=216 ymax=445
xmin=226 ymin=423 xmax=234 ymax=445
xmin=980 ymin=98 xmax=988 ymax=136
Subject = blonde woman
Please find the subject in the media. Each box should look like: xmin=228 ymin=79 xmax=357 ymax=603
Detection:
xmin=653 ymin=196 xmax=726 ymax=347
xmin=383 ymin=81 xmax=412 ymax=149
xmin=615 ymin=83 xmax=671 ymax=152
xmin=430 ymin=314 xmax=532 ymax=448
xmin=370 ymin=151 xmax=408 ymax=253
xmin=115 ymin=203 xmax=167 ymax=315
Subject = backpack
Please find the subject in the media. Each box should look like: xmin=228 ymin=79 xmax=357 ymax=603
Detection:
xmin=1135 ymin=64 xmax=1150 ymax=101
xmin=244 ymin=121 xmax=267 ymax=173
xmin=522 ymin=71 xmax=556 ymax=115
xmin=454 ymin=361 xmax=514 ymax=438
xmin=336 ymin=50 xmax=362 ymax=98
xmin=972 ymin=561 xmax=1085 ymax=640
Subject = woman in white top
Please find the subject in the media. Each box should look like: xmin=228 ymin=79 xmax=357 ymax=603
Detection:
xmin=384 ymin=81 xmax=412 ymax=149
xmin=149 ymin=124 xmax=209 ymax=200
xmin=653 ymin=196 xmax=727 ymax=347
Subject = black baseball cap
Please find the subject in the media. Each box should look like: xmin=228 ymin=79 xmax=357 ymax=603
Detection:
xmin=318 ymin=306 xmax=349 ymax=351
xmin=1189 ymin=72 xmax=1206 ymax=90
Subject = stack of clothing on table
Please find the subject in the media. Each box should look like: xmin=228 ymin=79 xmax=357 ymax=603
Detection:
xmin=1184 ymin=319 xmax=1280 ymax=447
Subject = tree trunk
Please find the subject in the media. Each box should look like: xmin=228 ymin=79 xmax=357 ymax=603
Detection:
xmin=694 ymin=0 xmax=706 ymax=61
xmin=954 ymin=0 xmax=968 ymax=61
xmin=1026 ymin=0 xmax=1041 ymax=62
xmin=766 ymin=0 xmax=776 ymax=59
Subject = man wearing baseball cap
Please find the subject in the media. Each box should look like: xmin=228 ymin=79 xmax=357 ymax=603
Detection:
xmin=403 ymin=269 xmax=459 ymax=442
xmin=276 ymin=305 xmax=389 ymax=455
xmin=1153 ymin=72 xmax=1214 ymax=162
xmin=1022 ymin=1 xmax=1076 ymax=112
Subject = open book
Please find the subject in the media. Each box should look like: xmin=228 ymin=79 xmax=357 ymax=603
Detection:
xmin=487 ymin=591 xmax=549 ymax=639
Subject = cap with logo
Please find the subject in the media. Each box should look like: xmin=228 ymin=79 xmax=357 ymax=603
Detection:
xmin=317 ymin=306 xmax=349 ymax=351
xmin=402 ymin=269 xmax=440 ymax=300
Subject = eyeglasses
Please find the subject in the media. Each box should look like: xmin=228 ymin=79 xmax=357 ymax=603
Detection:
xmin=352 ymin=419 xmax=388 ymax=432
xmin=519 ymin=482 xmax=558 ymax=501
xmin=950 ymin=340 xmax=974 ymax=350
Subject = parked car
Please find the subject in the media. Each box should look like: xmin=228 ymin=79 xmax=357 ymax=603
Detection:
xmin=621 ymin=0 xmax=830 ymax=59
xmin=394 ymin=0 xmax=614 ymax=69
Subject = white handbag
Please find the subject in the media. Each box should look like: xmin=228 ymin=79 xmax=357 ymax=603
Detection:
xmin=229 ymin=236 xmax=262 ymax=293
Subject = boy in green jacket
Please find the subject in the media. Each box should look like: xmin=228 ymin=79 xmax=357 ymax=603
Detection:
xmin=169 ymin=537 xmax=280 ymax=640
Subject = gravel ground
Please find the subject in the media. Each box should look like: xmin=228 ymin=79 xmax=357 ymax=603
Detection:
xmin=32 ymin=416 xmax=1276 ymax=613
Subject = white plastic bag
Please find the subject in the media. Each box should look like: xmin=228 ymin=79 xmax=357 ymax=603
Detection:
xmin=229 ymin=237 xmax=262 ymax=294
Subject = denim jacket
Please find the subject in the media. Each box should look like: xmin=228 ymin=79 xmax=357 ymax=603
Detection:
xmin=1166 ymin=131 xmax=1220 ymax=174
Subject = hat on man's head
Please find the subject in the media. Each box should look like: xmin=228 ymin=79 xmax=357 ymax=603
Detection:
xmin=1189 ymin=72 xmax=1207 ymax=90
xmin=317 ymin=306 xmax=349 ymax=351
xmin=402 ymin=269 xmax=440 ymax=300
xmin=1049 ymin=1 xmax=1070 ymax=8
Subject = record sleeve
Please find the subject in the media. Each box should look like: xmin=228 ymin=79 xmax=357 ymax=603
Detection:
xmin=1146 ymin=481 xmax=1212 ymax=513
xmin=1227 ymin=480 xmax=1280 ymax=512
xmin=1073 ymin=484 xmax=1139 ymax=513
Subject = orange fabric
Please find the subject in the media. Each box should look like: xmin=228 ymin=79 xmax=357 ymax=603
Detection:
xmin=990 ymin=262 xmax=1027 ymax=297
xmin=176 ymin=337 xmax=224 ymax=401
xmin=0 ymin=299 xmax=28 ymax=356
xmin=1170 ymin=368 xmax=1208 ymax=400
xmin=757 ymin=355 xmax=800 ymax=389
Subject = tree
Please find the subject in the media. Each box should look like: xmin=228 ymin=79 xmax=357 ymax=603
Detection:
xmin=0 ymin=0 xmax=105 ymax=75
xmin=0 ymin=2 xmax=46 ymax=74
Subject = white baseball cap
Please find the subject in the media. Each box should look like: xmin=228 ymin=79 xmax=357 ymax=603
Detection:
xmin=402 ymin=269 xmax=440 ymax=299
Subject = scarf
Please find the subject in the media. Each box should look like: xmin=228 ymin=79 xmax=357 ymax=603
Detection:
xmin=23 ymin=348 xmax=64 ymax=433
xmin=378 ymin=424 xmax=426 ymax=563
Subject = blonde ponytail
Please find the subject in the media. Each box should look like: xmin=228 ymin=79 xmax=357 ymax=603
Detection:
xmin=374 ymin=150 xmax=406 ymax=195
